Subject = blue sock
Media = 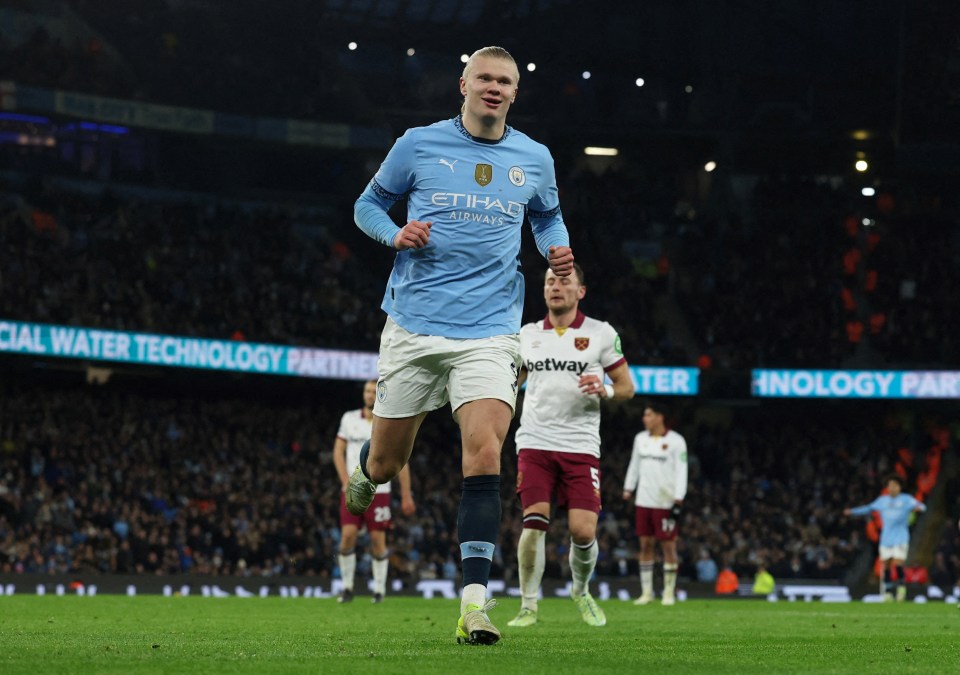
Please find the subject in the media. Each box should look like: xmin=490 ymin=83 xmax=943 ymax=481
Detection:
xmin=458 ymin=474 xmax=501 ymax=587
xmin=359 ymin=440 xmax=372 ymax=481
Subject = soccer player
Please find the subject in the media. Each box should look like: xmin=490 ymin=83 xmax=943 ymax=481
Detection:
xmin=350 ymin=46 xmax=574 ymax=645
xmin=333 ymin=379 xmax=416 ymax=603
xmin=507 ymin=264 xmax=634 ymax=628
xmin=844 ymin=475 xmax=926 ymax=601
xmin=622 ymin=401 xmax=688 ymax=606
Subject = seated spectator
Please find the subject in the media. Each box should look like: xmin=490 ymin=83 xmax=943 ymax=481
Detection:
xmin=752 ymin=563 xmax=775 ymax=595
xmin=696 ymin=548 xmax=719 ymax=583
xmin=715 ymin=563 xmax=739 ymax=594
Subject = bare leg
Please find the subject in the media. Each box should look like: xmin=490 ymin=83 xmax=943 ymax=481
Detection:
xmin=364 ymin=413 xmax=427 ymax=483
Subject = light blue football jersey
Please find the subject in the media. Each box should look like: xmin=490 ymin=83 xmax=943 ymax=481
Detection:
xmin=354 ymin=116 xmax=569 ymax=338
xmin=849 ymin=494 xmax=925 ymax=547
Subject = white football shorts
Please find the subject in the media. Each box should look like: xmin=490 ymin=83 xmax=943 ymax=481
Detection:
xmin=878 ymin=543 xmax=909 ymax=561
xmin=373 ymin=316 xmax=521 ymax=418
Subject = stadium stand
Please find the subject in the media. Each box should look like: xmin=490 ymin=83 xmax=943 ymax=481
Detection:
xmin=1 ymin=372 xmax=943 ymax=591
xmin=0 ymin=1 xmax=957 ymax=599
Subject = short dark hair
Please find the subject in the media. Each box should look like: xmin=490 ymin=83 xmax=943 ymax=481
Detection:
xmin=885 ymin=474 xmax=903 ymax=488
xmin=644 ymin=399 xmax=670 ymax=418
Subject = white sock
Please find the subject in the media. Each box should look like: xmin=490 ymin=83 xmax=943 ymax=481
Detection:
xmin=569 ymin=539 xmax=598 ymax=597
xmin=640 ymin=561 xmax=654 ymax=597
xmin=372 ymin=554 xmax=388 ymax=596
xmin=664 ymin=563 xmax=678 ymax=596
xmin=517 ymin=528 xmax=546 ymax=611
xmin=339 ymin=551 xmax=356 ymax=591
xmin=461 ymin=583 xmax=487 ymax=615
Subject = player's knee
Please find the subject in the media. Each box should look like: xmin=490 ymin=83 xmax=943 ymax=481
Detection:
xmin=463 ymin=446 xmax=501 ymax=476
xmin=340 ymin=531 xmax=357 ymax=551
xmin=366 ymin=457 xmax=400 ymax=484
xmin=570 ymin=532 xmax=595 ymax=547
xmin=569 ymin=524 xmax=597 ymax=546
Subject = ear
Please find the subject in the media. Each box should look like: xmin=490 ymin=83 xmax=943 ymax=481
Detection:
xmin=511 ymin=87 xmax=518 ymax=103
xmin=577 ymin=285 xmax=586 ymax=300
xmin=459 ymin=77 xmax=467 ymax=97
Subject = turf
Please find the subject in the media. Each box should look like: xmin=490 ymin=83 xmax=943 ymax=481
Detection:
xmin=0 ymin=596 xmax=956 ymax=674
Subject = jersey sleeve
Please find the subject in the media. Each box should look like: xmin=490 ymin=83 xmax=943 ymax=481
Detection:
xmin=354 ymin=129 xmax=418 ymax=247
xmin=673 ymin=434 xmax=689 ymax=502
xmin=849 ymin=497 xmax=883 ymax=517
xmin=336 ymin=412 xmax=351 ymax=440
xmin=599 ymin=322 xmax=627 ymax=371
xmin=623 ymin=435 xmax=641 ymax=493
xmin=527 ymin=147 xmax=569 ymax=258
xmin=910 ymin=496 xmax=926 ymax=512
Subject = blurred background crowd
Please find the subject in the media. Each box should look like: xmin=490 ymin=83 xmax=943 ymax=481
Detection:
xmin=0 ymin=0 xmax=958 ymax=594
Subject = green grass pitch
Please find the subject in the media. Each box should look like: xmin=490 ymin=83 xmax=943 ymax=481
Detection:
xmin=0 ymin=596 xmax=956 ymax=673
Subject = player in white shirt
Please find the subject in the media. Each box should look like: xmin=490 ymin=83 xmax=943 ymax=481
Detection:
xmin=332 ymin=379 xmax=415 ymax=603
xmin=622 ymin=400 xmax=688 ymax=606
xmin=507 ymin=264 xmax=635 ymax=628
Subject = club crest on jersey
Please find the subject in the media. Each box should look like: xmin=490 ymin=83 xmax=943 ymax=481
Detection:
xmin=377 ymin=380 xmax=388 ymax=402
xmin=474 ymin=164 xmax=493 ymax=186
xmin=574 ymin=337 xmax=590 ymax=351
xmin=508 ymin=166 xmax=526 ymax=187
xmin=662 ymin=443 xmax=668 ymax=451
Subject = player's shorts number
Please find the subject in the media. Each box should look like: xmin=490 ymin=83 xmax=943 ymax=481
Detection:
xmin=590 ymin=467 xmax=600 ymax=491
xmin=662 ymin=517 xmax=676 ymax=533
xmin=373 ymin=506 xmax=391 ymax=523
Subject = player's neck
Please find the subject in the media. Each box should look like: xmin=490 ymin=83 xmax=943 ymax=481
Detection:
xmin=461 ymin=113 xmax=506 ymax=141
xmin=650 ymin=426 xmax=666 ymax=437
xmin=548 ymin=307 xmax=578 ymax=329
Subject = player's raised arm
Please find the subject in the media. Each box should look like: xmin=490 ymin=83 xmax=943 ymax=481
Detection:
xmin=623 ymin=435 xmax=641 ymax=497
xmin=354 ymin=129 xmax=416 ymax=248
xmin=606 ymin=362 xmax=635 ymax=401
xmin=846 ymin=498 xmax=881 ymax=517
xmin=528 ymin=148 xmax=571 ymax=274
xmin=332 ymin=436 xmax=349 ymax=491
xmin=398 ymin=464 xmax=416 ymax=516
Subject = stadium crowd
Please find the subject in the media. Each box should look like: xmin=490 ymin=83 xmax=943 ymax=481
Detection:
xmin=0 ymin=377 xmax=941 ymax=592
xmin=0 ymin=1 xmax=956 ymax=596
xmin=7 ymin=166 xmax=957 ymax=376
xmin=0 ymin=183 xmax=389 ymax=350
xmin=0 ymin=172 xmax=678 ymax=363
xmin=676 ymin=175 xmax=960 ymax=370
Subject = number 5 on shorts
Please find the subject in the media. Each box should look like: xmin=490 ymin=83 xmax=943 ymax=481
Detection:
xmin=590 ymin=467 xmax=600 ymax=491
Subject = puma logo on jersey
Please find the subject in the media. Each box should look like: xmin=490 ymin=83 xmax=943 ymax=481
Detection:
xmin=525 ymin=358 xmax=589 ymax=375
xmin=438 ymin=158 xmax=458 ymax=173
